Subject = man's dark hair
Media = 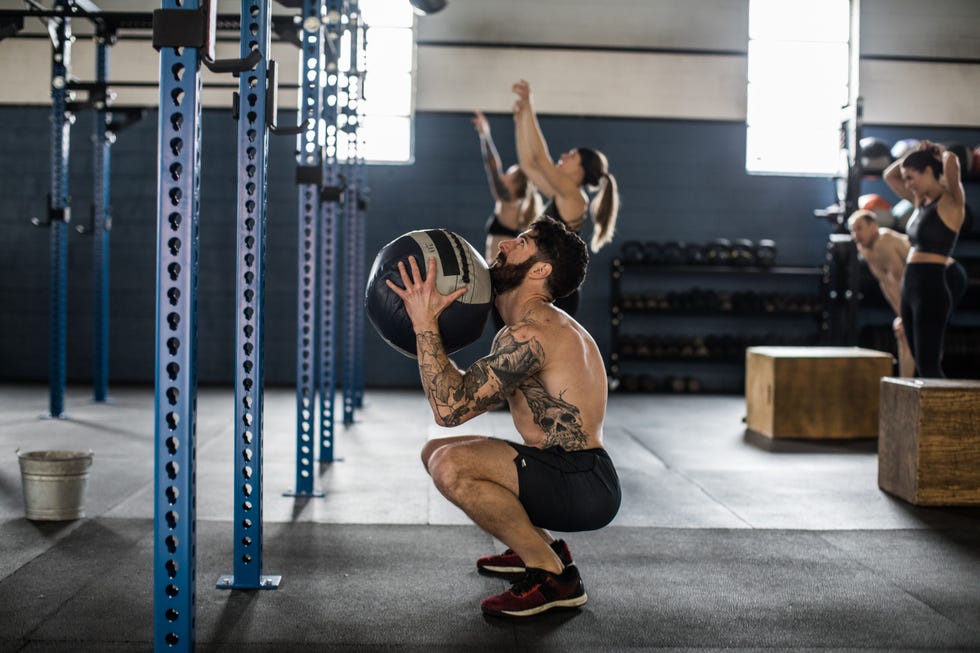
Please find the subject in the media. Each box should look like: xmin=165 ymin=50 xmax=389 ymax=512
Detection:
xmin=528 ymin=216 xmax=589 ymax=301
xmin=902 ymin=150 xmax=943 ymax=179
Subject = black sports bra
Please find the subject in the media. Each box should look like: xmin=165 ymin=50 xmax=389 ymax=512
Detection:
xmin=542 ymin=199 xmax=585 ymax=234
xmin=485 ymin=214 xmax=520 ymax=238
xmin=906 ymin=197 xmax=958 ymax=257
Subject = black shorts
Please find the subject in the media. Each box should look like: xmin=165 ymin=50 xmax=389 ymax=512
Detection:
xmin=501 ymin=440 xmax=621 ymax=532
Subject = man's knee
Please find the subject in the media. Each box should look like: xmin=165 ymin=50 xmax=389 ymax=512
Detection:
xmin=420 ymin=440 xmax=443 ymax=472
xmin=893 ymin=316 xmax=904 ymax=338
xmin=427 ymin=446 xmax=465 ymax=495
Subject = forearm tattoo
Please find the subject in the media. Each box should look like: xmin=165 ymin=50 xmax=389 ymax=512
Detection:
xmin=520 ymin=378 xmax=588 ymax=450
xmin=416 ymin=328 xmax=542 ymax=426
xmin=480 ymin=140 xmax=513 ymax=202
xmin=489 ymin=166 xmax=513 ymax=202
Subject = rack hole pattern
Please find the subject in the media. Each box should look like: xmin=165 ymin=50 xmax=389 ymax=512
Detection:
xmin=156 ymin=28 xmax=202 ymax=649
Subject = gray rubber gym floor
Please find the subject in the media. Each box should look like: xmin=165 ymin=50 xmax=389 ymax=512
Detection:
xmin=1 ymin=383 xmax=978 ymax=652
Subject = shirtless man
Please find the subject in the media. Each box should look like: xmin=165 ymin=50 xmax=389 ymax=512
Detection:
xmin=848 ymin=210 xmax=915 ymax=376
xmin=386 ymin=216 xmax=621 ymax=618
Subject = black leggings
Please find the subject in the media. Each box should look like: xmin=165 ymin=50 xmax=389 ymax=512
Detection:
xmin=900 ymin=263 xmax=954 ymax=378
xmin=946 ymin=260 xmax=969 ymax=309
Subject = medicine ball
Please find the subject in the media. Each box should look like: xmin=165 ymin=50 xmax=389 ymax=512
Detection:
xmin=859 ymin=137 xmax=893 ymax=174
xmin=365 ymin=229 xmax=492 ymax=358
xmin=891 ymin=138 xmax=920 ymax=160
xmin=892 ymin=199 xmax=914 ymax=230
xmin=858 ymin=193 xmax=894 ymax=228
xmin=408 ymin=0 xmax=447 ymax=15
xmin=943 ymin=142 xmax=972 ymax=175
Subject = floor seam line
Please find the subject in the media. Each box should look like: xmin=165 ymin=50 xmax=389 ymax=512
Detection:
xmin=622 ymin=425 xmax=756 ymax=529
xmin=815 ymin=530 xmax=980 ymax=638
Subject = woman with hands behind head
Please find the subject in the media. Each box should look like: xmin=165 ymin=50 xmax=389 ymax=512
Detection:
xmin=511 ymin=79 xmax=620 ymax=316
xmin=883 ymin=139 xmax=968 ymax=377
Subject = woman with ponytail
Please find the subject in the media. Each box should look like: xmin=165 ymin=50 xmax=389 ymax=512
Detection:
xmin=511 ymin=79 xmax=620 ymax=316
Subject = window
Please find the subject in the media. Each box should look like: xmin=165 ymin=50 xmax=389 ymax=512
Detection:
xmin=336 ymin=0 xmax=414 ymax=164
xmin=746 ymin=0 xmax=850 ymax=176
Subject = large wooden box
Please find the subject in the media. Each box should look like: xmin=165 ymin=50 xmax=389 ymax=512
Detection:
xmin=878 ymin=378 xmax=980 ymax=506
xmin=745 ymin=346 xmax=893 ymax=439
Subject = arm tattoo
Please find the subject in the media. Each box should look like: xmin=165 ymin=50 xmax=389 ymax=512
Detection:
xmin=415 ymin=328 xmax=543 ymax=426
xmin=520 ymin=378 xmax=588 ymax=450
xmin=480 ymin=139 xmax=513 ymax=202
xmin=489 ymin=165 xmax=514 ymax=202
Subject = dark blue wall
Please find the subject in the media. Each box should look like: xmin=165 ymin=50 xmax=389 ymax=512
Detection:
xmin=1 ymin=106 xmax=977 ymax=387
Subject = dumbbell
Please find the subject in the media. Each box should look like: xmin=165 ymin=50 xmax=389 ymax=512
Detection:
xmin=644 ymin=241 xmax=664 ymax=264
xmin=756 ymin=239 xmax=777 ymax=267
xmin=619 ymin=335 xmax=638 ymax=357
xmin=718 ymin=291 xmax=734 ymax=312
xmin=661 ymin=241 xmax=687 ymax=265
xmin=731 ymin=238 xmax=757 ymax=266
xmin=692 ymin=336 xmax=709 ymax=357
xmin=639 ymin=374 xmax=661 ymax=393
xmin=706 ymin=238 xmax=733 ymax=265
xmin=668 ymin=376 xmax=687 ymax=393
xmin=684 ymin=242 xmax=707 ymax=265
xmin=621 ymin=240 xmax=646 ymax=263
xmin=621 ymin=374 xmax=641 ymax=393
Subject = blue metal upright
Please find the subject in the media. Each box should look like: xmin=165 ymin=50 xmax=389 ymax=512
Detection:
xmin=317 ymin=2 xmax=342 ymax=459
xmin=350 ymin=12 xmax=366 ymax=409
xmin=92 ymin=33 xmax=111 ymax=403
xmin=341 ymin=1 xmax=363 ymax=426
xmin=47 ymin=0 xmax=72 ymax=418
xmin=216 ymin=0 xmax=280 ymax=591
xmin=352 ymin=159 xmax=367 ymax=410
xmin=152 ymin=1 xmax=205 ymax=649
xmin=289 ymin=0 xmax=329 ymax=494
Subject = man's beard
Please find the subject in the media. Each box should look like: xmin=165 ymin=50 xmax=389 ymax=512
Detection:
xmin=490 ymin=255 xmax=538 ymax=296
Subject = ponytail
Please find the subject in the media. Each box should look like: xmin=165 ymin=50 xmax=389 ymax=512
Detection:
xmin=589 ymin=172 xmax=619 ymax=253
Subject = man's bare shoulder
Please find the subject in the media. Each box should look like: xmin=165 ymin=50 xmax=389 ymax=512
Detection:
xmin=878 ymin=227 xmax=909 ymax=242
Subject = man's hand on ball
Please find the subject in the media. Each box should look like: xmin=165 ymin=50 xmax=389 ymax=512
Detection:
xmin=386 ymin=255 xmax=467 ymax=330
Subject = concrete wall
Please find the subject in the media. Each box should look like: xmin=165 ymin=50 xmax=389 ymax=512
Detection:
xmin=1 ymin=0 xmax=979 ymax=387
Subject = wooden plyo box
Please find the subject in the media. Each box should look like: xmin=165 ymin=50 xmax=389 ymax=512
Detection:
xmin=878 ymin=378 xmax=980 ymax=506
xmin=745 ymin=346 xmax=893 ymax=439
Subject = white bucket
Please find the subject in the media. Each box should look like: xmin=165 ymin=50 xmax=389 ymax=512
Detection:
xmin=17 ymin=450 xmax=94 ymax=521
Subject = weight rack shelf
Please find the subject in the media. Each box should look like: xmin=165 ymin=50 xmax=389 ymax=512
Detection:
xmin=613 ymin=261 xmax=825 ymax=276
xmin=609 ymin=253 xmax=831 ymax=394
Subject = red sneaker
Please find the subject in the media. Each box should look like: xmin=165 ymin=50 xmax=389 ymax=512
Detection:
xmin=481 ymin=565 xmax=588 ymax=617
xmin=476 ymin=539 xmax=573 ymax=575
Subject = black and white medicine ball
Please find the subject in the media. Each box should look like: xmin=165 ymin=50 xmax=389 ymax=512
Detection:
xmin=365 ymin=229 xmax=493 ymax=358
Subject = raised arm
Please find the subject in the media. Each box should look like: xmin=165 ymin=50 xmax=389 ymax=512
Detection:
xmin=512 ymin=80 xmax=582 ymax=206
xmin=883 ymin=155 xmax=913 ymax=204
xmin=385 ymin=255 xmax=544 ymax=427
xmin=473 ymin=111 xmax=513 ymax=203
xmin=942 ymin=148 xmax=966 ymax=210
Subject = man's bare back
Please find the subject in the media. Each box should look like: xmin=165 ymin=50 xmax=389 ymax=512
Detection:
xmin=856 ymin=227 xmax=910 ymax=313
xmin=498 ymin=303 xmax=607 ymax=451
